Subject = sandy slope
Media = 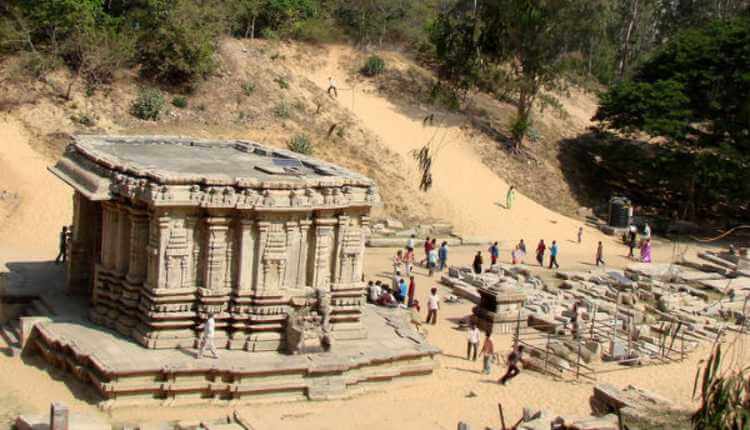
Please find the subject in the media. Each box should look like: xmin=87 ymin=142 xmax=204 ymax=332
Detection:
xmin=291 ymin=46 xmax=649 ymax=268
xmin=0 ymin=116 xmax=72 ymax=261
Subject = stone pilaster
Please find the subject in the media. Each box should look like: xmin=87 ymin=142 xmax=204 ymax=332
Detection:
xmin=284 ymin=221 xmax=299 ymax=289
xmin=126 ymin=208 xmax=149 ymax=285
xmin=254 ymin=221 xmax=270 ymax=292
xmin=297 ymin=219 xmax=312 ymax=288
xmin=236 ymin=218 xmax=256 ymax=293
xmin=312 ymin=217 xmax=336 ymax=289
xmin=204 ymin=217 xmax=229 ymax=292
xmin=66 ymin=192 xmax=97 ymax=295
xmin=114 ymin=204 xmax=131 ymax=276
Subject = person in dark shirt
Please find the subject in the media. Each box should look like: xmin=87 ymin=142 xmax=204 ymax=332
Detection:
xmin=499 ymin=345 xmax=524 ymax=385
xmin=473 ymin=251 xmax=483 ymax=274
xmin=55 ymin=226 xmax=70 ymax=264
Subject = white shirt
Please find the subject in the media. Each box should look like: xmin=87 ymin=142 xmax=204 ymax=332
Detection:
xmin=643 ymin=224 xmax=651 ymax=238
xmin=369 ymin=284 xmax=382 ymax=301
xmin=468 ymin=327 xmax=480 ymax=344
xmin=428 ymin=294 xmax=439 ymax=310
xmin=407 ymin=238 xmax=415 ymax=249
xmin=204 ymin=317 xmax=215 ymax=337
xmin=328 ymin=78 xmax=336 ymax=88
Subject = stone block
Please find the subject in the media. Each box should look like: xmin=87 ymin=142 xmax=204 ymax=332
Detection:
xmin=19 ymin=316 xmax=51 ymax=349
xmin=384 ymin=218 xmax=404 ymax=229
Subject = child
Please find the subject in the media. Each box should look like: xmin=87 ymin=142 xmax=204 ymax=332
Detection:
xmin=425 ymin=287 xmax=439 ymax=325
xmin=578 ymin=227 xmax=583 ymax=244
xmin=481 ymin=331 xmax=494 ymax=374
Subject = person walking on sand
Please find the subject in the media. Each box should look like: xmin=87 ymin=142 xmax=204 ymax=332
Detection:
xmin=627 ymin=225 xmax=637 ymax=259
xmin=425 ymin=287 xmax=439 ymax=325
xmin=536 ymin=239 xmax=546 ymax=266
xmin=517 ymin=239 xmax=526 ymax=263
xmin=640 ymin=238 xmax=653 ymax=263
xmin=506 ymin=185 xmax=516 ymax=209
xmin=489 ymin=242 xmax=500 ymax=266
xmin=577 ymin=226 xmax=583 ymax=244
xmin=198 ymin=313 xmax=219 ymax=359
xmin=438 ymin=241 xmax=449 ymax=271
xmin=549 ymin=241 xmax=560 ymax=269
xmin=467 ymin=322 xmax=480 ymax=361
xmin=481 ymin=331 xmax=495 ymax=374
xmin=55 ymin=226 xmax=70 ymax=265
xmin=473 ymin=251 xmax=483 ymax=274
xmin=595 ymin=241 xmax=605 ymax=266
xmin=422 ymin=237 xmax=433 ymax=266
xmin=393 ymin=249 xmax=403 ymax=270
xmin=427 ymin=246 xmax=438 ymax=276
xmin=499 ymin=345 xmax=524 ymax=385
xmin=327 ymin=76 xmax=338 ymax=97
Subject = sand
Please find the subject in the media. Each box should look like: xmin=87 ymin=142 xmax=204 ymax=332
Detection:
xmin=0 ymin=46 xmax=746 ymax=429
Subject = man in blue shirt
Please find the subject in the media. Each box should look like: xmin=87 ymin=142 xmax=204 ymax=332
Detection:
xmin=438 ymin=241 xmax=449 ymax=271
xmin=549 ymin=241 xmax=560 ymax=269
xmin=396 ymin=278 xmax=408 ymax=304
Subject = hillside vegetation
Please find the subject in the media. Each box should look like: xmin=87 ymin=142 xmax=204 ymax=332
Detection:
xmin=1 ymin=0 xmax=749 ymax=226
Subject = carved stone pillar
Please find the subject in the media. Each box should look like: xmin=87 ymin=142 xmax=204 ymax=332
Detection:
xmin=125 ymin=208 xmax=149 ymax=285
xmin=312 ymin=217 xmax=336 ymax=289
xmin=297 ymin=219 xmax=312 ymax=288
xmin=254 ymin=221 xmax=270 ymax=292
xmin=331 ymin=215 xmax=349 ymax=284
xmin=186 ymin=216 xmax=202 ymax=288
xmin=236 ymin=218 xmax=256 ymax=293
xmin=204 ymin=217 xmax=229 ymax=292
xmin=284 ymin=221 xmax=299 ymax=289
xmin=145 ymin=212 xmax=171 ymax=291
xmin=114 ymin=204 xmax=131 ymax=276
xmin=66 ymin=192 xmax=97 ymax=295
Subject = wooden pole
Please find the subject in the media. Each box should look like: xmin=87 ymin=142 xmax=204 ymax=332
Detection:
xmin=575 ymin=334 xmax=582 ymax=381
xmin=498 ymin=403 xmax=507 ymax=430
xmin=514 ymin=308 xmax=521 ymax=348
xmin=544 ymin=332 xmax=551 ymax=373
xmin=590 ymin=303 xmax=597 ymax=339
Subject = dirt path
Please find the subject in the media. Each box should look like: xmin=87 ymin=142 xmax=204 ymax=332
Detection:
xmin=295 ymin=47 xmax=635 ymax=267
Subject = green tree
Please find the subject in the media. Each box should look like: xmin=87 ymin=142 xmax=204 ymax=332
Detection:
xmin=134 ymin=0 xmax=225 ymax=87
xmin=594 ymin=14 xmax=750 ymax=219
xmin=431 ymin=0 xmax=599 ymax=151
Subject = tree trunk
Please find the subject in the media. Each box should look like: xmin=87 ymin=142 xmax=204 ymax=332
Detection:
xmin=617 ymin=0 xmax=640 ymax=80
xmin=251 ymin=16 xmax=256 ymax=39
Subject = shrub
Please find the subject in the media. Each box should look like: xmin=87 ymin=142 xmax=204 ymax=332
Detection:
xmin=131 ymin=88 xmax=165 ymax=120
xmin=429 ymin=82 xmax=460 ymax=110
xmin=172 ymin=96 xmax=188 ymax=108
xmin=288 ymin=134 xmax=312 ymax=155
xmin=291 ymin=17 xmax=343 ymax=43
xmin=361 ymin=55 xmax=385 ymax=77
xmin=274 ymin=76 xmax=289 ymax=89
xmin=273 ymin=101 xmax=290 ymax=118
xmin=71 ymin=113 xmax=96 ymax=127
xmin=241 ymin=81 xmax=256 ymax=96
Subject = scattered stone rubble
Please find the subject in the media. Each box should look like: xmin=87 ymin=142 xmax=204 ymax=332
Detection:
xmin=367 ymin=219 xmax=490 ymax=247
xmin=442 ymin=254 xmax=745 ymax=376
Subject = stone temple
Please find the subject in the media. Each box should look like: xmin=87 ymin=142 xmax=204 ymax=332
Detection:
xmin=37 ymin=136 xmax=437 ymax=405
xmin=50 ymin=135 xmax=379 ymax=351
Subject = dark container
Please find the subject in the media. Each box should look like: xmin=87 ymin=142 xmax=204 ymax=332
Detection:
xmin=608 ymin=197 xmax=632 ymax=228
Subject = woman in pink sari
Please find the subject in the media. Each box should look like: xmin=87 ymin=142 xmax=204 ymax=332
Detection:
xmin=640 ymin=238 xmax=652 ymax=263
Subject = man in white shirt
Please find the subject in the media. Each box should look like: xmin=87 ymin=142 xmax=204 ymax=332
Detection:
xmin=368 ymin=281 xmax=382 ymax=303
xmin=198 ymin=313 xmax=219 ymax=359
xmin=643 ymin=223 xmax=652 ymax=239
xmin=467 ymin=322 xmax=480 ymax=361
xmin=327 ymin=76 xmax=338 ymax=97
xmin=425 ymin=287 xmax=439 ymax=325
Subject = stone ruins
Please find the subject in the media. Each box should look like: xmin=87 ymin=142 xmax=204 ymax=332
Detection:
xmin=16 ymin=135 xmax=439 ymax=406
xmin=50 ymin=135 xmax=379 ymax=351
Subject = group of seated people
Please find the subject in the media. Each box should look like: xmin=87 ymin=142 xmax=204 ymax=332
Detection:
xmin=366 ymin=276 xmax=420 ymax=311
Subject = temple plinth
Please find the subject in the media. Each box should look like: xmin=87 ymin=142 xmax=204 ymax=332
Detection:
xmin=473 ymin=283 xmax=528 ymax=334
xmin=50 ymin=135 xmax=380 ymax=351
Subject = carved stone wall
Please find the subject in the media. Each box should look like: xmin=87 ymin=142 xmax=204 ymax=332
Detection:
xmin=79 ymin=197 xmax=370 ymax=350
